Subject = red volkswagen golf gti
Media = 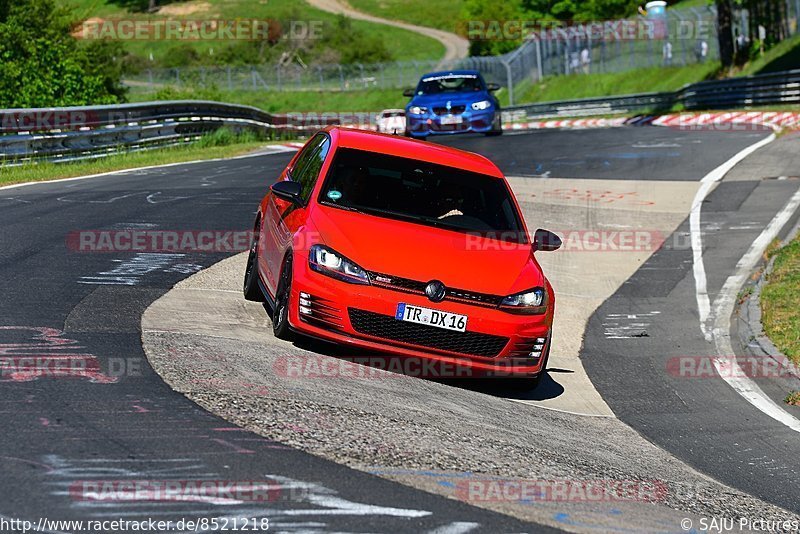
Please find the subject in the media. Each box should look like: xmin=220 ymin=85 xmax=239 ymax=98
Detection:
xmin=244 ymin=127 xmax=561 ymax=387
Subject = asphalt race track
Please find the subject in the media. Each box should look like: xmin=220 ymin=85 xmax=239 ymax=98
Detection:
xmin=0 ymin=153 xmax=544 ymax=532
xmin=1 ymin=126 xmax=799 ymax=531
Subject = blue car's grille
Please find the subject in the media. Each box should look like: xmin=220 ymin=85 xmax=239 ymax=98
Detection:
xmin=432 ymin=105 xmax=466 ymax=115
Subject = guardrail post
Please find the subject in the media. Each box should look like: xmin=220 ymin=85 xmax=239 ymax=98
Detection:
xmin=535 ymin=39 xmax=543 ymax=82
xmin=501 ymin=59 xmax=514 ymax=106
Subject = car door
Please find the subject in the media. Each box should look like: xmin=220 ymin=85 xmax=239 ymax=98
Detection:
xmin=259 ymin=133 xmax=331 ymax=296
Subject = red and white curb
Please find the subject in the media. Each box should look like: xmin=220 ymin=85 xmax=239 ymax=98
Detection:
xmin=504 ymin=117 xmax=629 ymax=130
xmin=652 ymin=111 xmax=800 ymax=131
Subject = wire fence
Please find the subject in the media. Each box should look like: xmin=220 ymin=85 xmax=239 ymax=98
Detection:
xmin=123 ymin=2 xmax=800 ymax=105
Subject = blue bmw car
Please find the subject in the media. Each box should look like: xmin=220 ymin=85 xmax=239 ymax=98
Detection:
xmin=403 ymin=70 xmax=502 ymax=139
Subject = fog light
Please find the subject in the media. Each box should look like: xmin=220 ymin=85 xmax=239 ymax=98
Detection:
xmin=300 ymin=297 xmax=311 ymax=307
xmin=300 ymin=292 xmax=310 ymax=298
xmin=299 ymin=306 xmax=312 ymax=315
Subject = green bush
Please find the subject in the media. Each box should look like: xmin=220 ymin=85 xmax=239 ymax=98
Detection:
xmin=196 ymin=126 xmax=261 ymax=147
xmin=0 ymin=0 xmax=126 ymax=107
xmin=319 ymin=15 xmax=393 ymax=64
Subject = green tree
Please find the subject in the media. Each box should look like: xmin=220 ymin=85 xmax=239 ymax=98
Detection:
xmin=717 ymin=0 xmax=734 ymax=68
xmin=0 ymin=0 xmax=126 ymax=108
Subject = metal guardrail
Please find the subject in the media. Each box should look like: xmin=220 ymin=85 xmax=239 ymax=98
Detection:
xmin=2 ymin=69 xmax=799 ymax=164
xmin=0 ymin=100 xmax=341 ymax=164
xmin=503 ymin=69 xmax=800 ymax=121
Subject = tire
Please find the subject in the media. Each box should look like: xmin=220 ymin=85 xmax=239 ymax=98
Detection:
xmin=272 ymin=253 xmax=295 ymax=341
xmin=485 ymin=112 xmax=503 ymax=136
xmin=243 ymin=225 xmax=265 ymax=302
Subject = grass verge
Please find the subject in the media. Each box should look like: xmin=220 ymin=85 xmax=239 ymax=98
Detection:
xmin=67 ymin=0 xmax=445 ymax=62
xmin=347 ymin=0 xmax=466 ymax=33
xmin=761 ymin=235 xmax=800 ymax=366
xmin=0 ymin=130 xmax=278 ymax=188
xmin=509 ymin=62 xmax=721 ymax=105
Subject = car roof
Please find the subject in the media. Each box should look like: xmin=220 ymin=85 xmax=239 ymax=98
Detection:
xmin=326 ymin=127 xmax=504 ymax=179
xmin=420 ymin=70 xmax=481 ymax=81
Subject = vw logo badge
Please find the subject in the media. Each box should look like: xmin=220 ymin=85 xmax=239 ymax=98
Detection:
xmin=424 ymin=280 xmax=447 ymax=303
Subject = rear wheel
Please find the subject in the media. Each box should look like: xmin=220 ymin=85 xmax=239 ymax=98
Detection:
xmin=243 ymin=225 xmax=265 ymax=302
xmin=272 ymin=254 xmax=295 ymax=341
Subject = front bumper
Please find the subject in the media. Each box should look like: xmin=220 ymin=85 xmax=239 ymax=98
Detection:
xmin=406 ymin=110 xmax=496 ymax=137
xmin=287 ymin=251 xmax=552 ymax=378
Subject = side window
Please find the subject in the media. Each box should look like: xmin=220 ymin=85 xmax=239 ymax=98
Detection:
xmin=292 ymin=134 xmax=330 ymax=202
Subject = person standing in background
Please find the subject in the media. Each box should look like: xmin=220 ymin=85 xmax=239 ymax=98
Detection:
xmin=580 ymin=48 xmax=591 ymax=74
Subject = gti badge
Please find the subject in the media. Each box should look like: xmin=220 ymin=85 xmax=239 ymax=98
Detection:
xmin=424 ymin=280 xmax=446 ymax=303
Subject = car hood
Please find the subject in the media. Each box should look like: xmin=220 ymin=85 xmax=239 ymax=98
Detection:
xmin=311 ymin=205 xmax=542 ymax=296
xmin=407 ymin=91 xmax=492 ymax=109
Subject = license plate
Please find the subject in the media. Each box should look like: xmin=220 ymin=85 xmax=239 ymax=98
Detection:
xmin=440 ymin=114 xmax=462 ymax=125
xmin=395 ymin=303 xmax=467 ymax=332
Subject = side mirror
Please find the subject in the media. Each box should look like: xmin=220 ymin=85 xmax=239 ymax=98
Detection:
xmin=402 ymin=88 xmax=416 ymax=97
xmin=271 ymin=180 xmax=303 ymax=204
xmin=486 ymin=82 xmax=501 ymax=92
xmin=533 ymin=228 xmax=561 ymax=252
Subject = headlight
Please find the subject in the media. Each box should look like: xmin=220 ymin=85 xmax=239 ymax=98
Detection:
xmin=471 ymin=100 xmax=492 ymax=111
xmin=308 ymin=245 xmax=369 ymax=285
xmin=408 ymin=106 xmax=428 ymax=115
xmin=499 ymin=288 xmax=547 ymax=314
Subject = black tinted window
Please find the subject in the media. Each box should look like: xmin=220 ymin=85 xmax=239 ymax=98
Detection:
xmin=417 ymin=75 xmax=484 ymax=95
xmin=318 ymin=148 xmax=525 ymax=242
xmin=292 ymin=134 xmax=330 ymax=202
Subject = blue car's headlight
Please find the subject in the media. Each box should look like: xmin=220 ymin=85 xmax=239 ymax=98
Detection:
xmin=408 ymin=106 xmax=428 ymax=115
xmin=308 ymin=245 xmax=370 ymax=285
xmin=471 ymin=100 xmax=492 ymax=111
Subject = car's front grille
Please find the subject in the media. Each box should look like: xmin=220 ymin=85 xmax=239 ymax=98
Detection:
xmin=366 ymin=271 xmax=502 ymax=308
xmin=348 ymin=308 xmax=509 ymax=358
xmin=432 ymin=105 xmax=466 ymax=115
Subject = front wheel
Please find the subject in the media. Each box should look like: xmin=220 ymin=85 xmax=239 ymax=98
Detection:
xmin=485 ymin=112 xmax=503 ymax=136
xmin=272 ymin=254 xmax=295 ymax=341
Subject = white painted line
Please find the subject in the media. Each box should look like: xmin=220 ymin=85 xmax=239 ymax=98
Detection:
xmin=690 ymin=133 xmax=776 ymax=341
xmin=505 ymin=398 xmax=615 ymax=418
xmin=689 ymin=131 xmax=800 ymax=433
xmin=708 ymin=188 xmax=800 ymax=433
xmin=0 ymin=144 xmax=299 ymax=192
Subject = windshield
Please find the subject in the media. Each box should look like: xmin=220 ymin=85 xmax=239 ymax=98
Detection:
xmin=416 ymin=74 xmax=484 ymax=95
xmin=318 ymin=148 xmax=526 ymax=242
